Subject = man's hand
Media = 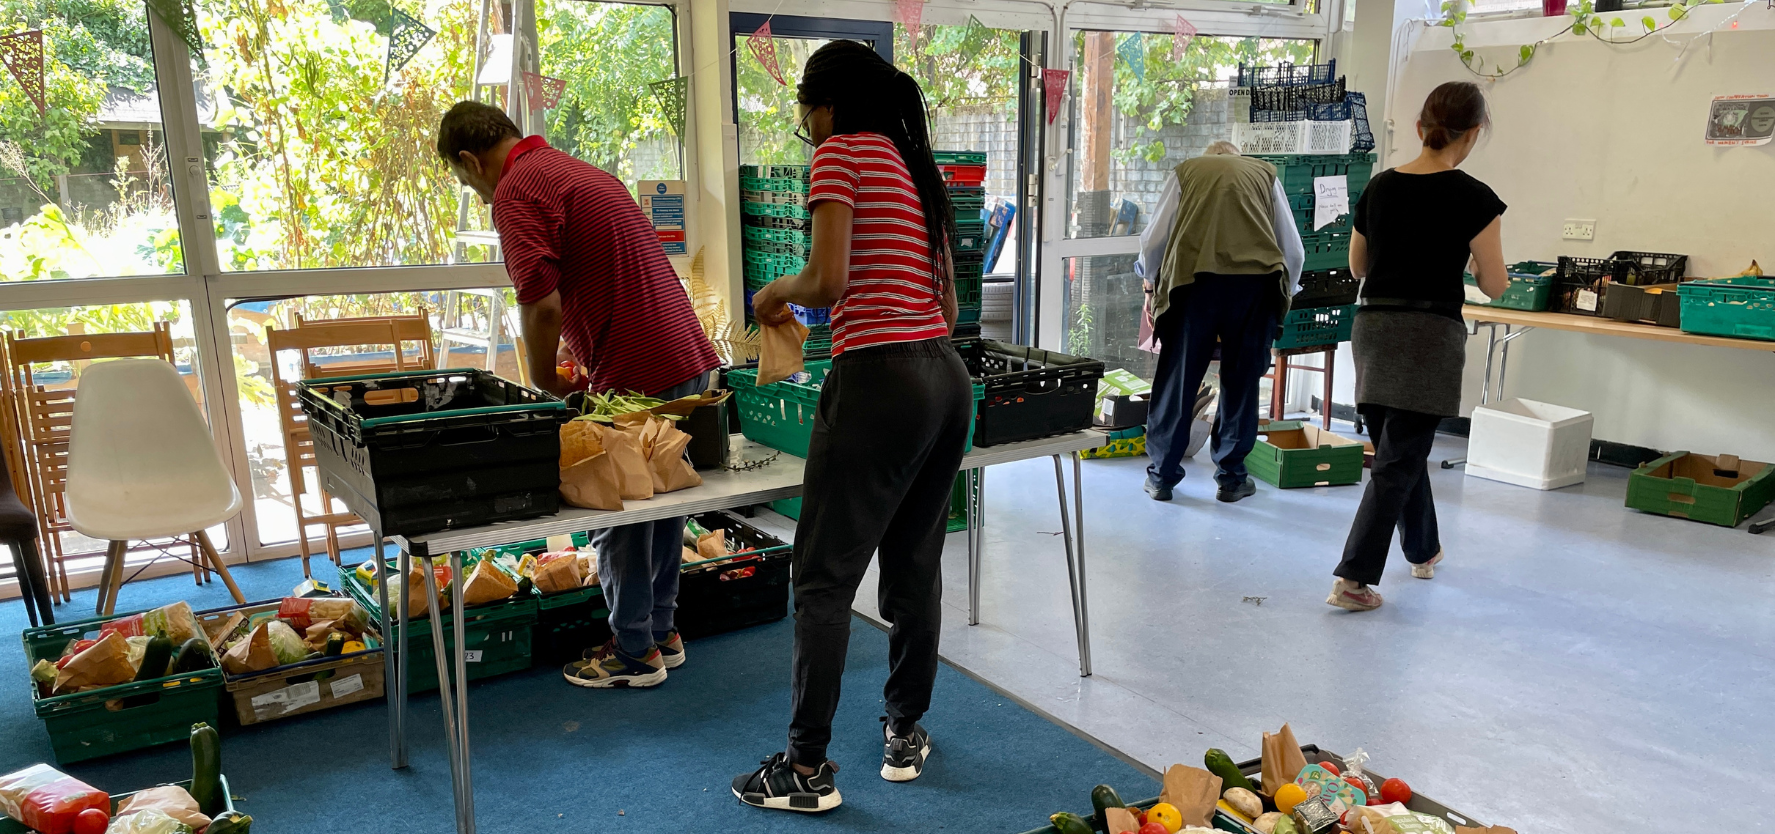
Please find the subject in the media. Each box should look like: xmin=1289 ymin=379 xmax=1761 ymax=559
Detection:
xmin=750 ymin=281 xmax=796 ymax=328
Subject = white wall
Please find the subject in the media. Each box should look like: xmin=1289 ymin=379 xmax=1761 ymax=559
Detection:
xmin=1348 ymin=4 xmax=1775 ymax=459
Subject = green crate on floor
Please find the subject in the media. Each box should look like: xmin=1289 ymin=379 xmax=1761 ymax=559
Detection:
xmin=338 ymin=562 xmax=537 ymax=693
xmin=956 ymin=220 xmax=988 ymax=253
xmin=1679 ymin=274 xmax=1775 ymax=341
xmin=1301 ymin=232 xmax=1351 ymax=272
xmin=1464 ymin=261 xmax=1558 ymax=311
xmin=1252 ymin=152 xmax=1376 ymax=196
xmin=0 ymin=776 xmax=243 ymax=834
xmin=1246 ymin=420 xmax=1365 ymax=488
xmin=533 ymin=582 xmax=611 ymax=666
xmin=1626 ymin=451 xmax=1775 ymax=527
xmin=1275 ymin=303 xmax=1355 ymax=350
xmin=22 ymin=611 xmax=225 ymax=765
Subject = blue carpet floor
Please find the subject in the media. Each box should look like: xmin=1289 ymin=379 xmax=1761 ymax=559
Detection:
xmin=3 ymin=555 xmax=1155 ymax=833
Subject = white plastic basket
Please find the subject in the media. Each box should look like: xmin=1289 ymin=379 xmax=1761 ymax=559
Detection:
xmin=1466 ymin=398 xmax=1594 ymax=490
xmin=1231 ymin=120 xmax=1353 ymax=155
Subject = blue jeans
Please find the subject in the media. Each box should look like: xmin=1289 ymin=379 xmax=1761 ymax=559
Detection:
xmin=1145 ymin=274 xmax=1279 ymax=491
xmin=590 ymin=371 xmax=713 ymax=655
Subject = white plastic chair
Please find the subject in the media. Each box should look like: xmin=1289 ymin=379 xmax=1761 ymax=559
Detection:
xmin=65 ymin=358 xmax=246 ymax=615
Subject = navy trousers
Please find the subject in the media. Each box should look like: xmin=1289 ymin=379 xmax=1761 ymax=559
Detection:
xmin=1145 ymin=273 xmax=1279 ymax=491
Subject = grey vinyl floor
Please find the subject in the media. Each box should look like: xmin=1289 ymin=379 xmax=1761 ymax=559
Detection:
xmin=754 ymin=427 xmax=1775 ymax=833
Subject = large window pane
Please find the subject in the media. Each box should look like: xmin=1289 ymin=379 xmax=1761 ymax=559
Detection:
xmin=1065 ymin=34 xmax=1314 ymax=240
xmin=0 ymin=1 xmax=184 ymax=282
xmin=1060 ymin=254 xmax=1152 ymax=378
xmin=735 ymin=35 xmax=825 ymax=166
xmin=537 ymin=1 xmax=681 ymax=191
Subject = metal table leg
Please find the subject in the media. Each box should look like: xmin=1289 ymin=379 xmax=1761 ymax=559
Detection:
xmin=1071 ymin=452 xmax=1091 ymax=677
xmin=1051 ymin=455 xmax=1091 ymax=678
xmin=418 ymin=549 xmax=464 ymax=831
xmin=396 ymin=542 xmax=411 ymax=767
xmin=1444 ymin=323 xmax=1534 ymax=469
xmin=371 ymin=532 xmax=404 ymax=769
xmin=967 ymin=467 xmax=983 ymax=627
xmin=451 ymin=549 xmax=475 ymax=833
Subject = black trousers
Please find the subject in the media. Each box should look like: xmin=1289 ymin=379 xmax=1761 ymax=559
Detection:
xmin=787 ymin=338 xmax=973 ymax=766
xmin=1335 ymin=404 xmax=1443 ymax=585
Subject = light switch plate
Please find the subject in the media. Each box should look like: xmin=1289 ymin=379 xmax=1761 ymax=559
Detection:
xmin=1562 ymin=219 xmax=1596 ymax=241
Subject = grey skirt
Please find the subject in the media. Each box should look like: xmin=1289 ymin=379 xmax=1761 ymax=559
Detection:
xmin=1350 ymin=309 xmax=1467 ymax=417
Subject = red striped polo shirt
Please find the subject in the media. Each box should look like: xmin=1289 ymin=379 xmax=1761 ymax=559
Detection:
xmin=493 ymin=137 xmax=718 ymax=395
xmin=808 ymin=133 xmax=950 ymax=355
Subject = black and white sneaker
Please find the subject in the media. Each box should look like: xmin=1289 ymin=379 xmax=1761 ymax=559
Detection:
xmin=880 ymin=717 xmax=931 ymax=782
xmin=732 ymin=752 xmax=842 ymax=812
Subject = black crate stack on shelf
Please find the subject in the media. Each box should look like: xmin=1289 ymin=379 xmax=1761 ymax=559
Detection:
xmin=1236 ymin=59 xmax=1375 ymax=154
xmin=935 ymin=150 xmax=988 ymax=335
xmin=1551 ymin=250 xmax=1689 ymax=318
xmin=739 ymin=163 xmax=831 ymax=355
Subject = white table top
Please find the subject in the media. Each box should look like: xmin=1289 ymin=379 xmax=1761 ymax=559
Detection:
xmin=395 ymin=430 xmax=1106 ymax=553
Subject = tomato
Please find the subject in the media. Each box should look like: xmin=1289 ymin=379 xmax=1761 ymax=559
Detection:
xmin=1343 ymin=775 xmax=1370 ymax=799
xmin=1134 ymin=807 xmax=1149 ymax=826
xmin=1139 ymin=824 xmax=1169 ymax=834
xmin=73 ymin=808 xmax=109 ymax=834
xmin=1320 ymin=761 xmax=1341 ymax=776
xmin=1380 ymin=777 xmax=1412 ymax=805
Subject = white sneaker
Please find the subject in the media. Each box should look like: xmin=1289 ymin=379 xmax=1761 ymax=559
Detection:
xmin=1326 ymin=578 xmax=1383 ymax=611
xmin=1410 ymin=550 xmax=1445 ymax=580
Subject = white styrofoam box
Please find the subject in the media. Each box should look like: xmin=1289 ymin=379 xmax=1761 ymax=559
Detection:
xmin=1466 ymin=398 xmax=1595 ymax=490
xmin=1231 ymin=120 xmax=1353 ymax=155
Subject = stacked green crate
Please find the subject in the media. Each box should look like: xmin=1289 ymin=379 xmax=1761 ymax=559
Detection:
xmin=739 ymin=165 xmax=829 ymax=353
xmin=937 ymin=151 xmax=988 ymax=325
xmin=1253 ymin=152 xmax=1376 ymax=271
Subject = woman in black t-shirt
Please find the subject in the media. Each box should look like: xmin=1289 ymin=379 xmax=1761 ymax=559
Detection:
xmin=1328 ymin=82 xmax=1510 ymax=613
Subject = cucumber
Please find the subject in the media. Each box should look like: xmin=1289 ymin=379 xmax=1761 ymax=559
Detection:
xmin=171 ymin=637 xmax=213 ymax=673
xmin=324 ymin=632 xmax=346 ymax=657
xmin=1089 ymin=785 xmax=1124 ymax=833
xmin=1050 ymin=812 xmax=1093 ymax=834
xmin=134 ymin=636 xmax=175 ymax=682
xmin=206 ymin=812 xmax=253 ymax=834
xmin=190 ymin=722 xmax=224 ymax=815
xmin=1205 ymin=747 xmax=1257 ymax=793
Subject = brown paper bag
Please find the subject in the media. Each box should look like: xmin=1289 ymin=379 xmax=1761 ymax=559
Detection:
xmin=682 ymin=545 xmax=700 ymax=563
xmin=647 ymin=417 xmax=703 ymax=493
xmin=221 ymin=623 xmax=278 ymax=675
xmin=577 ymin=554 xmax=599 ymax=587
xmin=696 ymin=529 xmax=727 ymax=563
xmin=462 ymin=558 xmax=518 ymax=605
xmin=1260 ymin=723 xmax=1308 ymax=797
xmin=53 ymin=631 xmax=135 ymax=693
xmin=116 ymin=785 xmax=211 ymax=829
xmin=757 ymin=319 xmax=810 ymax=386
xmin=601 ymin=422 xmax=655 ymax=500
xmin=303 ymin=620 xmax=338 ymax=651
xmin=1102 ymin=806 xmax=1141 ymax=834
xmin=1158 ymin=764 xmax=1222 ymax=828
xmin=203 ymin=612 xmax=245 ymax=651
xmin=560 ymin=450 xmax=625 ymax=511
xmin=404 ymin=563 xmax=438 ymax=618
xmin=533 ymin=554 xmax=584 ymax=595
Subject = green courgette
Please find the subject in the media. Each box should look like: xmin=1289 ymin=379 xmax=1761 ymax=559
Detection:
xmin=134 ymin=636 xmax=174 ymax=682
xmin=205 ymin=811 xmax=253 ymax=834
xmin=190 ymin=722 xmax=224 ymax=816
xmin=171 ymin=637 xmax=213 ymax=673
xmin=1205 ymin=747 xmax=1257 ymax=793
xmin=324 ymin=632 xmax=346 ymax=657
xmin=1089 ymin=785 xmax=1124 ymax=833
xmin=1050 ymin=812 xmax=1093 ymax=834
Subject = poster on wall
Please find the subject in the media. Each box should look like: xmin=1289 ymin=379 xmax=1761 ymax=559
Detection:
xmin=1704 ymin=94 xmax=1775 ymax=146
xmin=639 ymin=180 xmax=687 ymax=256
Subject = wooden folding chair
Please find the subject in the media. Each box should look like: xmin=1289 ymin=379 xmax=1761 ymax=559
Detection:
xmin=267 ymin=319 xmax=433 ymax=577
xmin=292 ymin=311 xmax=435 ymax=378
xmin=3 ymin=324 xmax=184 ymax=602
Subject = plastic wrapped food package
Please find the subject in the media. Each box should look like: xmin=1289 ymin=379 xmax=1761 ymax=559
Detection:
xmin=0 ymin=763 xmax=109 ymax=834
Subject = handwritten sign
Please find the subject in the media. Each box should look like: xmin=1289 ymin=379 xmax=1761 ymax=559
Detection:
xmin=1312 ymin=175 xmax=1349 ymax=231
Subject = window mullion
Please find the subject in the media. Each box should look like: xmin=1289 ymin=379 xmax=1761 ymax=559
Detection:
xmin=147 ymin=9 xmax=222 ymax=279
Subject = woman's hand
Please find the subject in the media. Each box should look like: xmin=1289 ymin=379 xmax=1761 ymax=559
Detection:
xmin=751 ymin=281 xmax=796 ymax=327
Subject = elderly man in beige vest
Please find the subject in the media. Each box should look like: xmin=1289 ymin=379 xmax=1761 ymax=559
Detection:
xmin=1134 ymin=140 xmax=1303 ymax=503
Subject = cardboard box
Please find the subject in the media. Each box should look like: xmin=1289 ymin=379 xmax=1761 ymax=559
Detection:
xmin=1247 ymin=421 xmax=1365 ymax=488
xmin=1095 ymin=369 xmax=1152 ymax=420
xmin=1626 ymin=451 xmax=1775 ymax=527
xmin=1602 ymin=282 xmax=1683 ymax=327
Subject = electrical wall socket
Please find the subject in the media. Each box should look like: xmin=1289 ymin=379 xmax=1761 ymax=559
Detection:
xmin=1563 ymin=219 xmax=1596 ymax=241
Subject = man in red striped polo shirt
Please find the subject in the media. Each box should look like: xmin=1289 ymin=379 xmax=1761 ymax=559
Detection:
xmin=437 ymin=101 xmax=719 ymax=689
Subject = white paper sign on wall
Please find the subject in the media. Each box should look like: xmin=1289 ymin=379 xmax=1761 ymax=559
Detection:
xmin=1312 ymin=175 xmax=1350 ymax=232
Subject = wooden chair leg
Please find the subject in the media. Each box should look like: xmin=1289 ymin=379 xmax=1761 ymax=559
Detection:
xmin=194 ymin=530 xmax=246 ymax=604
xmin=99 ymin=540 xmax=127 ymax=617
xmin=18 ymin=539 xmax=52 ymax=626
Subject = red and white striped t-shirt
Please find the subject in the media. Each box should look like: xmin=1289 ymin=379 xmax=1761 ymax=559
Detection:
xmin=808 ymin=133 xmax=950 ymax=355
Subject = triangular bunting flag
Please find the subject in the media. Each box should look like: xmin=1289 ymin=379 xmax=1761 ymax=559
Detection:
xmin=896 ymin=0 xmax=923 ymax=32
xmin=748 ymin=21 xmax=785 ymax=87
xmin=960 ymin=15 xmax=989 ymax=61
xmin=1172 ymin=15 xmax=1197 ymax=60
xmin=649 ymin=76 xmax=689 ymax=137
xmin=385 ymin=7 xmax=435 ymax=82
xmin=1118 ymin=33 xmax=1143 ymax=81
xmin=0 ymin=30 xmax=44 ymax=116
xmin=521 ymin=72 xmax=566 ymax=110
xmin=522 ymin=71 xmax=543 ymax=105
xmin=145 ymin=0 xmax=203 ymax=58
xmin=1042 ymin=68 xmax=1069 ymax=125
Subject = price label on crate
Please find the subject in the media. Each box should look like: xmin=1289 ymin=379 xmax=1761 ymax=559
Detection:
xmin=464 ymin=650 xmax=484 ymax=663
xmin=1312 ymin=175 xmax=1349 ymax=231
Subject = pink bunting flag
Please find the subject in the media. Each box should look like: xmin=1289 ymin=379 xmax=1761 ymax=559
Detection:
xmin=1042 ymin=68 xmax=1069 ymax=125
xmin=522 ymin=72 xmax=567 ymax=110
xmin=1172 ymin=15 xmax=1197 ymax=60
xmin=896 ymin=0 xmax=923 ymax=32
xmin=749 ymin=20 xmax=786 ymax=87
xmin=0 ymin=30 xmax=45 ymax=116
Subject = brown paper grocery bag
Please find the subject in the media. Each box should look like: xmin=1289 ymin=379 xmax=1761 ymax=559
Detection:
xmin=757 ymin=319 xmax=809 ymax=386
xmin=1260 ymin=723 xmax=1308 ymax=796
xmin=1158 ymin=764 xmax=1222 ymax=828
xmin=220 ymin=622 xmax=278 ymax=675
xmin=462 ymin=558 xmax=518 ymax=605
xmin=54 ymin=631 xmax=136 ymax=693
xmin=647 ymin=418 xmax=703 ymax=493
xmin=532 ymin=555 xmax=583 ymax=595
xmin=1102 ymin=807 xmax=1141 ymax=834
xmin=560 ymin=450 xmax=625 ymax=511
xmin=696 ymin=529 xmax=727 ymax=563
xmin=600 ymin=422 xmax=655 ymax=500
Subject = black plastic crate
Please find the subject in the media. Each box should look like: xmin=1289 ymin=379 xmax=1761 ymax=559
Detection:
xmin=1552 ymin=256 xmax=1617 ymax=316
xmin=1293 ymin=268 xmax=1360 ymax=309
xmin=298 ymin=368 xmax=570 ymax=536
xmin=953 ymin=339 xmax=1106 ymax=447
xmin=677 ymin=510 xmax=793 ymax=639
xmin=1611 ymin=250 xmax=1688 ymax=284
xmin=1237 ymin=60 xmax=1337 ymax=88
xmin=1251 ymin=79 xmax=1346 ymax=112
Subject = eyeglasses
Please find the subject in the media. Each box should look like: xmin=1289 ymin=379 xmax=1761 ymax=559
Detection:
xmin=794 ymin=106 xmax=815 ymax=148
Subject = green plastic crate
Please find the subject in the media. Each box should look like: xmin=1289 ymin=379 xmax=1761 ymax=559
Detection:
xmin=742 ymin=200 xmax=811 ymax=220
xmin=1286 ymin=186 xmax=1364 ymax=236
xmin=338 ymin=562 xmax=537 ymax=693
xmin=1301 ymin=232 xmax=1351 ymax=272
xmin=739 ymin=175 xmax=810 ymax=193
xmin=739 ymin=164 xmax=811 ymax=179
xmin=743 ymin=226 xmax=810 ymax=246
xmin=1252 ymin=152 xmax=1376 ymax=196
xmin=1679 ymin=275 xmax=1775 ymax=341
xmin=23 ymin=611 xmax=224 ymax=764
xmin=933 ymin=150 xmax=987 ymax=166
xmin=1626 ymin=451 xmax=1775 ymax=527
xmin=1247 ymin=420 xmax=1365 ymax=488
xmin=1464 ymin=261 xmax=1558 ymax=311
xmin=730 ymin=361 xmax=981 ymax=457
xmin=956 ymin=220 xmax=988 ymax=253
xmin=1274 ymin=304 xmax=1355 ymax=350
